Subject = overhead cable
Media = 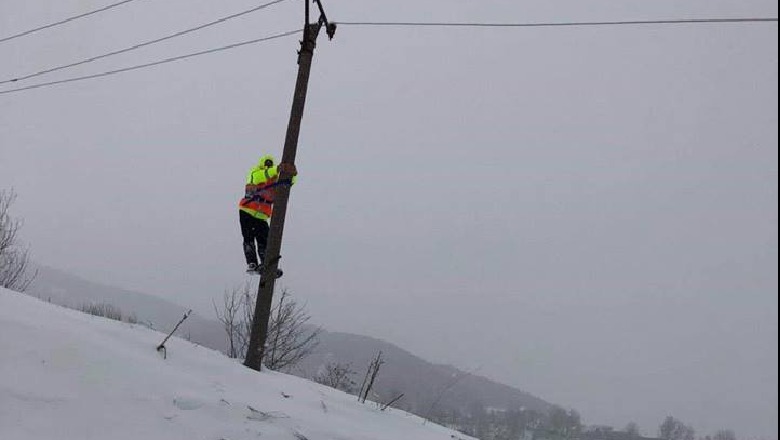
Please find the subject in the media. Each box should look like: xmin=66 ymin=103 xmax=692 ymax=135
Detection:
xmin=337 ymin=17 xmax=778 ymax=29
xmin=0 ymin=29 xmax=302 ymax=96
xmin=0 ymin=0 xmax=145 ymax=45
xmin=1 ymin=0 xmax=292 ymax=85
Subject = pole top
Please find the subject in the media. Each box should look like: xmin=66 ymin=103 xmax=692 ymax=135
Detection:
xmin=311 ymin=0 xmax=337 ymax=40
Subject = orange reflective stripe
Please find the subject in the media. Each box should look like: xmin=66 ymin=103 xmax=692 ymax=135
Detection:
xmin=240 ymin=166 xmax=281 ymax=219
xmin=238 ymin=199 xmax=273 ymax=217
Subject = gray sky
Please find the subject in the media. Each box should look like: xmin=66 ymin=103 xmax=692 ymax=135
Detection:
xmin=1 ymin=0 xmax=777 ymax=438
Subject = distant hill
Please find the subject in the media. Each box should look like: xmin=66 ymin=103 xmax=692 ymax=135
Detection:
xmin=25 ymin=265 xmax=226 ymax=351
xmin=297 ymin=330 xmax=553 ymax=417
xmin=24 ymin=265 xmax=554 ymax=423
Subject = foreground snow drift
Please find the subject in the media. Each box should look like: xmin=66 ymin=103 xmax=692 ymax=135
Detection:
xmin=0 ymin=288 xmax=474 ymax=440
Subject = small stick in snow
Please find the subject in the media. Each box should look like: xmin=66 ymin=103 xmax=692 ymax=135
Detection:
xmin=156 ymin=309 xmax=192 ymax=359
xmin=380 ymin=393 xmax=404 ymax=411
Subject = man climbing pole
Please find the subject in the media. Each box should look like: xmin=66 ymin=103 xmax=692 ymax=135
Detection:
xmin=238 ymin=154 xmax=297 ymax=275
xmin=243 ymin=0 xmax=336 ymax=372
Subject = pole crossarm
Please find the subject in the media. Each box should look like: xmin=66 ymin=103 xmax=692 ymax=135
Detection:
xmin=313 ymin=0 xmax=337 ymax=39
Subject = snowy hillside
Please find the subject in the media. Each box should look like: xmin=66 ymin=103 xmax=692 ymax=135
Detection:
xmin=0 ymin=288 xmax=475 ymax=440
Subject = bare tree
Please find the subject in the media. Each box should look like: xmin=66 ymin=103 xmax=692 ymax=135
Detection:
xmin=0 ymin=189 xmax=36 ymax=292
xmin=625 ymin=422 xmax=641 ymax=438
xmin=547 ymin=406 xmax=582 ymax=438
xmin=423 ymin=366 xmax=480 ymax=425
xmin=314 ymin=361 xmax=358 ymax=393
xmin=358 ymin=351 xmax=384 ymax=404
xmin=213 ymin=283 xmax=251 ymax=359
xmin=214 ymin=284 xmax=320 ymax=371
xmin=264 ymin=289 xmax=321 ymax=371
xmin=80 ymin=303 xmax=124 ymax=321
xmin=659 ymin=416 xmax=696 ymax=440
xmin=713 ymin=430 xmax=737 ymax=440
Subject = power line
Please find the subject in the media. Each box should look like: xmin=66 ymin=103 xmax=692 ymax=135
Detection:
xmin=1 ymin=0 xmax=292 ymax=85
xmin=4 ymin=16 xmax=775 ymax=96
xmin=337 ymin=17 xmax=778 ymax=29
xmin=0 ymin=0 xmax=145 ymax=45
xmin=0 ymin=29 xmax=302 ymax=96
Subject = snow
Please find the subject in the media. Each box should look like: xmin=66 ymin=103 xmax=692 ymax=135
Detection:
xmin=0 ymin=288 xmax=475 ymax=440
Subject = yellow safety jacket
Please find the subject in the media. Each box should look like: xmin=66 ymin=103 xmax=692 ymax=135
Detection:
xmin=238 ymin=154 xmax=290 ymax=221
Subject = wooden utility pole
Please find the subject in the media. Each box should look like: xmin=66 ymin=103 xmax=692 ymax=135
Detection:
xmin=244 ymin=0 xmax=335 ymax=372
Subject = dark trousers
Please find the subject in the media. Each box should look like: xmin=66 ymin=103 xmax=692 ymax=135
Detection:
xmin=240 ymin=211 xmax=269 ymax=266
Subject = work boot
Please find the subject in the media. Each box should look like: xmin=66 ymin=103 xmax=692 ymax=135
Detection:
xmin=256 ymin=262 xmax=284 ymax=280
xmin=246 ymin=263 xmax=259 ymax=274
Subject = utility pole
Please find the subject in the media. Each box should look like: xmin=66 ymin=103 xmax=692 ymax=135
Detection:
xmin=244 ymin=0 xmax=336 ymax=372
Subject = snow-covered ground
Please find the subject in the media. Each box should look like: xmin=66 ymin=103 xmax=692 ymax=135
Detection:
xmin=0 ymin=288 xmax=475 ymax=440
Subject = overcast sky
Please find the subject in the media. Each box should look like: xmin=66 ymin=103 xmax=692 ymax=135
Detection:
xmin=0 ymin=0 xmax=777 ymax=438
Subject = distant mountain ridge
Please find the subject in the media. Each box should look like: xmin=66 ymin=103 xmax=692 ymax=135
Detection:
xmin=25 ymin=264 xmax=554 ymax=419
xmin=299 ymin=331 xmax=553 ymax=416
xmin=25 ymin=264 xmax=226 ymax=350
